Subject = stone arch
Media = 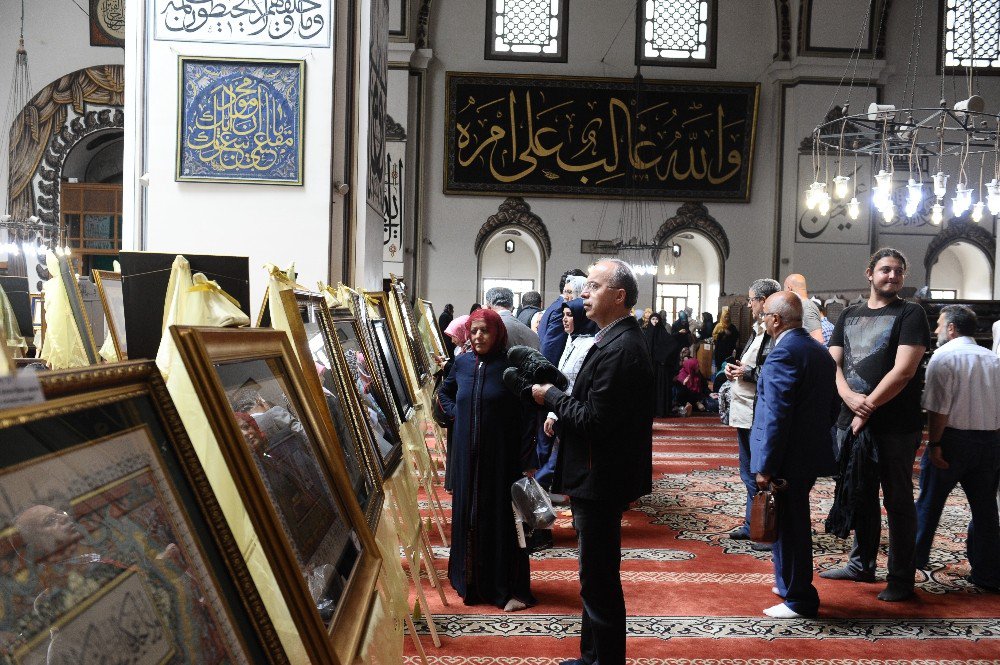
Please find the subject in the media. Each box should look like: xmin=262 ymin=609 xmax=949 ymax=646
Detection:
xmin=474 ymin=197 xmax=551 ymax=299
xmin=653 ymin=202 xmax=729 ymax=274
xmin=474 ymin=197 xmax=552 ymax=260
xmin=924 ymin=218 xmax=996 ymax=286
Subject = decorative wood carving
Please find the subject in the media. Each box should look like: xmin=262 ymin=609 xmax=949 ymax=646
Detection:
xmin=385 ymin=113 xmax=406 ymax=141
xmin=775 ymin=0 xmax=791 ymax=61
xmin=474 ymin=197 xmax=551 ymax=259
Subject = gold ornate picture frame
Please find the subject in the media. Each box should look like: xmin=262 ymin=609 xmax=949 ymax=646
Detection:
xmin=168 ymin=326 xmax=380 ymax=665
xmin=415 ymin=297 xmax=447 ymax=362
xmin=362 ymin=291 xmax=416 ymax=418
xmin=264 ymin=288 xmax=385 ymax=528
xmin=0 ymin=361 xmax=290 ymax=664
xmin=323 ymin=303 xmax=405 ymax=478
xmin=57 ymin=254 xmax=99 ymax=364
xmin=388 ymin=274 xmax=432 ymax=384
xmin=92 ymin=269 xmax=127 ymax=360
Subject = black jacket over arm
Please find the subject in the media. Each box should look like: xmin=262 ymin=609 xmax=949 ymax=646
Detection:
xmin=543 ymin=316 xmax=655 ymax=504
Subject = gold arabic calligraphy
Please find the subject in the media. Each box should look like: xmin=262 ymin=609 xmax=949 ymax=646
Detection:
xmin=455 ymin=89 xmax=746 ymax=188
xmin=185 ymin=76 xmax=295 ymax=172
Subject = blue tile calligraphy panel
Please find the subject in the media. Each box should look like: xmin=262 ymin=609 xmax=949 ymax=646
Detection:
xmin=178 ymin=58 xmax=304 ymax=185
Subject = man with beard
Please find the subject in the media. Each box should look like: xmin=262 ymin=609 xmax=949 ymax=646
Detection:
xmin=822 ymin=248 xmax=930 ymax=602
xmin=914 ymin=304 xmax=1000 ymax=591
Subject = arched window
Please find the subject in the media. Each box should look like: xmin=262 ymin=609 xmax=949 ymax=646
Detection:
xmin=928 ymin=241 xmax=993 ymax=299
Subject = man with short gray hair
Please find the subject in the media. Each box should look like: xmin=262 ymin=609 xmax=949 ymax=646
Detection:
xmin=915 ymin=304 xmax=1000 ymax=592
xmin=725 ymin=277 xmax=781 ymax=545
xmin=530 ymin=258 xmax=654 ymax=665
xmin=485 ymin=286 xmax=539 ymax=350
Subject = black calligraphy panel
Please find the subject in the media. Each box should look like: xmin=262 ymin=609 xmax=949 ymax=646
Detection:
xmin=445 ymin=73 xmax=759 ymax=201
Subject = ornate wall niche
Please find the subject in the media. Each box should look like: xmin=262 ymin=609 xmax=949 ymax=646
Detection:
xmin=652 ymin=202 xmax=730 ymax=291
xmin=5 ymin=65 xmax=124 ymax=277
xmin=474 ymin=197 xmax=552 ymax=260
xmin=924 ymin=218 xmax=996 ymax=279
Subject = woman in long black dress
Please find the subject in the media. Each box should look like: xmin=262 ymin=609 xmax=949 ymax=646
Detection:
xmin=643 ymin=313 xmax=679 ymax=417
xmin=438 ymin=308 xmax=537 ymax=611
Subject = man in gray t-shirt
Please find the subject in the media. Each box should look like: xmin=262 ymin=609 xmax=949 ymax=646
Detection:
xmin=784 ymin=273 xmax=825 ymax=343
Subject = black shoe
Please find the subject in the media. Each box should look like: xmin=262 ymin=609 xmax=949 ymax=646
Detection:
xmin=527 ymin=529 xmax=553 ymax=553
xmin=877 ymin=585 xmax=914 ymax=602
xmin=818 ymin=566 xmax=876 ymax=582
xmin=727 ymin=528 xmax=750 ymax=540
xmin=965 ymin=575 xmax=1000 ymax=593
xmin=750 ymin=542 xmax=773 ymax=551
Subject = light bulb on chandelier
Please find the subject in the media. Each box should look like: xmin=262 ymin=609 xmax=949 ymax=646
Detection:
xmin=930 ymin=201 xmax=944 ymax=225
xmin=832 ymin=175 xmax=851 ymax=199
xmin=881 ymin=202 xmax=896 ymax=224
xmin=987 ymin=180 xmax=1000 ymax=216
xmin=847 ymin=197 xmax=861 ymax=219
xmin=952 ymin=184 xmax=973 ymax=216
xmin=932 ymin=172 xmax=950 ymax=199
xmin=971 ymin=201 xmax=985 ymax=223
xmin=905 ymin=179 xmax=923 ymax=217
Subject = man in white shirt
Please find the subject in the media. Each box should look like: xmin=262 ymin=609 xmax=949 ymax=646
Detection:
xmin=915 ymin=304 xmax=1000 ymax=592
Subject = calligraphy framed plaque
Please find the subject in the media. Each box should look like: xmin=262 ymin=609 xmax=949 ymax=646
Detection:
xmin=177 ymin=58 xmax=304 ymax=185
xmin=0 ymin=361 xmax=289 ymax=664
xmin=90 ymin=0 xmax=125 ymax=47
xmin=445 ymin=72 xmax=760 ymax=201
xmin=154 ymin=0 xmax=332 ymax=47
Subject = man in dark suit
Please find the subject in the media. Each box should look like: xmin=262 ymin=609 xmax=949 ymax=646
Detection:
xmin=750 ymin=291 xmax=837 ymax=619
xmin=531 ymin=258 xmax=654 ymax=665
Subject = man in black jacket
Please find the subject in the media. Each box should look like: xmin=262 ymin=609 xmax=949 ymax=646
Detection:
xmin=531 ymin=258 xmax=654 ymax=665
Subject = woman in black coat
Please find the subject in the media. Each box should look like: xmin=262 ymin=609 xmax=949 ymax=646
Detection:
xmin=643 ymin=313 xmax=679 ymax=417
xmin=438 ymin=308 xmax=538 ymax=611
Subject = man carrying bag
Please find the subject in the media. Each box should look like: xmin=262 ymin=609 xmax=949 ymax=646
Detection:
xmin=750 ymin=292 xmax=837 ymax=619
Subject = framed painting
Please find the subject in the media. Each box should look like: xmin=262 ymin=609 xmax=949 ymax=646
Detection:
xmin=324 ymin=304 xmax=405 ymax=477
xmin=387 ymin=275 xmax=432 ymax=385
xmin=262 ymin=288 xmax=384 ymax=527
xmin=342 ymin=289 xmax=408 ymax=429
xmin=416 ymin=298 xmax=447 ymax=363
xmin=56 ymin=254 xmax=99 ymax=364
xmin=0 ymin=361 xmax=289 ymax=664
xmin=177 ymin=58 xmax=304 ymax=185
xmin=89 ymin=0 xmax=125 ymax=47
xmin=169 ymin=326 xmax=380 ymax=664
xmin=363 ymin=291 xmax=416 ymax=418
xmin=93 ymin=269 xmax=127 ymax=360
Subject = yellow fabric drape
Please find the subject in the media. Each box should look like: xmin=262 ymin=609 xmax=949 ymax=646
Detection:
xmin=0 ymin=282 xmax=27 ymax=357
xmin=263 ymin=263 xmax=305 ymax=363
xmin=154 ymin=256 xmax=193 ymax=379
xmin=155 ymin=257 xmax=249 ymax=380
xmin=38 ymin=253 xmax=88 ymax=369
xmin=352 ymin=511 xmax=407 ymax=665
xmin=0 ymin=334 xmax=13 ymax=376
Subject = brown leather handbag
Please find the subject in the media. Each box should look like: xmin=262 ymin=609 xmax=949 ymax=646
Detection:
xmin=749 ymin=479 xmax=788 ymax=544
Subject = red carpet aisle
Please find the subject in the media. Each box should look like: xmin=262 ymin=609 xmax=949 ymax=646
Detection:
xmin=403 ymin=417 xmax=1000 ymax=664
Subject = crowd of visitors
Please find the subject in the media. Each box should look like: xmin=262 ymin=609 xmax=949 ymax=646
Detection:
xmin=430 ymin=247 xmax=999 ymax=664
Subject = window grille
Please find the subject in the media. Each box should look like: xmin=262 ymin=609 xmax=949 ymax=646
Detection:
xmin=637 ymin=0 xmax=716 ymax=67
xmin=486 ymin=0 xmax=567 ymax=62
xmin=941 ymin=0 xmax=1000 ymax=70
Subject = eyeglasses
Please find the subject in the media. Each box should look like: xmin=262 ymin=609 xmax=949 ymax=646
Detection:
xmin=762 ymin=311 xmax=778 ymax=318
xmin=746 ymin=296 xmax=764 ymax=305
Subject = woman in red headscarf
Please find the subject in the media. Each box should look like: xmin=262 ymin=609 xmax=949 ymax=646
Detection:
xmin=437 ymin=308 xmax=538 ymax=611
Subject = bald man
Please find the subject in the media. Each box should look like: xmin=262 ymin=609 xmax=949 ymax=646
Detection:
xmin=783 ymin=274 xmax=825 ymax=344
xmin=750 ymin=291 xmax=837 ymax=618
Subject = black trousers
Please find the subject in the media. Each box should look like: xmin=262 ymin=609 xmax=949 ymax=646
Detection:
xmin=571 ymin=496 xmax=626 ymax=665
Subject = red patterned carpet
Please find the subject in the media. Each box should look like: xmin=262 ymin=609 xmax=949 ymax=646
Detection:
xmin=404 ymin=417 xmax=1000 ymax=664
